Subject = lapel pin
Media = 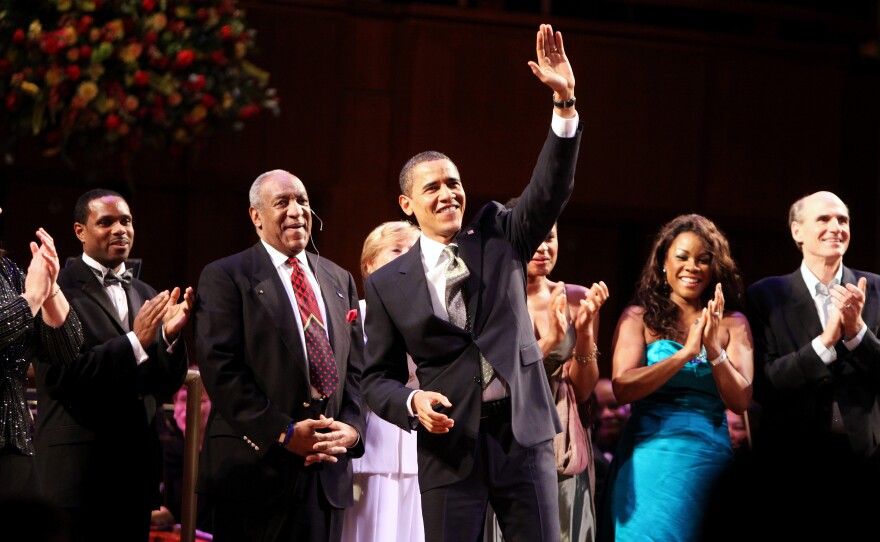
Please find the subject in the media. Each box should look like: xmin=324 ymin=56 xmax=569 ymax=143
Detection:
xmin=336 ymin=291 xmax=344 ymax=299
xmin=466 ymin=229 xmax=475 ymax=235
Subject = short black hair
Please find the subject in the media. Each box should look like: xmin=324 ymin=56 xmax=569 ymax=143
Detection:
xmin=73 ymin=189 xmax=124 ymax=224
xmin=399 ymin=151 xmax=453 ymax=196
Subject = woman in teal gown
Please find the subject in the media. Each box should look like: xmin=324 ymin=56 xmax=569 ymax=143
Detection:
xmin=599 ymin=215 xmax=753 ymax=542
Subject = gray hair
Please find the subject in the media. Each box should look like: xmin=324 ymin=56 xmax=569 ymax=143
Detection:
xmin=249 ymin=170 xmax=289 ymax=208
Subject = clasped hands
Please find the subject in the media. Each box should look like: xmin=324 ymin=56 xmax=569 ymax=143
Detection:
xmin=683 ymin=283 xmax=727 ymax=361
xmin=23 ymin=228 xmax=62 ymax=316
xmin=821 ymin=277 xmax=868 ymax=346
xmin=133 ymin=286 xmax=195 ymax=348
xmin=283 ymin=415 xmax=359 ymax=466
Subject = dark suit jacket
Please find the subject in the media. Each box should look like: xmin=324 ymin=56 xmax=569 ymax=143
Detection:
xmin=745 ymin=266 xmax=880 ymax=460
xmin=195 ymin=244 xmax=365 ymax=509
xmin=35 ymin=257 xmax=189 ymax=510
xmin=362 ymin=126 xmax=582 ymax=491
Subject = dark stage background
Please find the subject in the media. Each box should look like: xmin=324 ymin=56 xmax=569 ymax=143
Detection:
xmin=2 ymin=0 xmax=879 ymax=376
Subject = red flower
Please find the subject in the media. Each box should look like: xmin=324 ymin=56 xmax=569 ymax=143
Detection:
xmin=188 ymin=74 xmax=206 ymax=91
xmin=104 ymin=114 xmax=122 ymax=131
xmin=219 ymin=25 xmax=233 ymax=41
xmin=142 ymin=0 xmax=156 ymax=12
xmin=76 ymin=16 xmax=94 ymax=35
xmin=210 ymin=50 xmax=228 ymax=66
xmin=174 ymin=50 xmax=194 ymax=69
xmin=66 ymin=65 xmax=81 ymax=81
xmin=12 ymin=29 xmax=25 ymax=44
xmin=79 ymin=45 xmax=92 ymax=59
xmin=133 ymin=70 xmax=149 ymax=86
xmin=238 ymin=104 xmax=260 ymax=119
xmin=346 ymin=309 xmax=358 ymax=323
xmin=144 ymin=30 xmax=158 ymax=45
xmin=201 ymin=94 xmax=217 ymax=108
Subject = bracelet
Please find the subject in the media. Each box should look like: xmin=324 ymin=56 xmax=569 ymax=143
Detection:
xmin=281 ymin=422 xmax=295 ymax=446
xmin=552 ymin=95 xmax=576 ymax=109
xmin=574 ymin=343 xmax=599 ymax=365
xmin=50 ymin=286 xmax=61 ymax=298
xmin=709 ymin=349 xmax=728 ymax=367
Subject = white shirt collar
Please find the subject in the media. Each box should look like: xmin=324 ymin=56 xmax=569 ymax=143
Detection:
xmin=81 ymin=253 xmax=126 ymax=278
xmin=800 ymin=260 xmax=842 ymax=295
xmin=261 ymin=240 xmax=308 ymax=270
xmin=419 ymin=234 xmax=456 ymax=270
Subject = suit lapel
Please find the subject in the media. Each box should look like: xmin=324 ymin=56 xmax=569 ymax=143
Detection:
xmin=785 ymin=270 xmax=823 ymax=342
xmin=250 ymin=244 xmax=309 ymax=382
xmin=73 ymin=258 xmax=126 ymax=333
xmin=309 ymin=252 xmax=348 ymax=372
xmin=457 ymin=225 xmax=483 ymax=327
xmin=393 ymin=243 xmax=439 ymax=326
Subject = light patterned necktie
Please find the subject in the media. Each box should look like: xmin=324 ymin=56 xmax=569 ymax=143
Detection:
xmin=289 ymin=258 xmax=338 ymax=398
xmin=443 ymin=245 xmax=494 ymax=389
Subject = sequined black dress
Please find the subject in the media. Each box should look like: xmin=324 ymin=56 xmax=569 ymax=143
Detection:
xmin=0 ymin=256 xmax=83 ymax=478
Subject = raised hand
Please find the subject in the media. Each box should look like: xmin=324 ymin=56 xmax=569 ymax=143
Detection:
xmin=133 ymin=291 xmax=170 ymax=348
xmin=574 ymin=280 xmax=609 ymax=336
xmin=35 ymin=228 xmax=61 ymax=285
xmin=527 ymin=24 xmax=575 ymax=102
xmin=702 ymin=283 xmax=725 ymax=359
xmin=684 ymin=308 xmax=707 ymax=360
xmin=830 ymin=277 xmax=867 ymax=340
xmin=162 ymin=286 xmax=194 ymax=341
xmin=23 ymin=240 xmax=54 ymax=315
xmin=540 ymin=282 xmax=569 ymax=356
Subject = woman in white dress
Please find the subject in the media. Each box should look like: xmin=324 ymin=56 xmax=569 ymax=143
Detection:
xmin=342 ymin=221 xmax=425 ymax=542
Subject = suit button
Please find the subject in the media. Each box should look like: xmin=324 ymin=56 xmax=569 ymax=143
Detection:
xmin=303 ymin=402 xmax=310 ymax=408
xmin=474 ymin=377 xmax=481 ymax=385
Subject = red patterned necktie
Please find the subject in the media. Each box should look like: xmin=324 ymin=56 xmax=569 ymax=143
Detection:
xmin=289 ymin=257 xmax=338 ymax=398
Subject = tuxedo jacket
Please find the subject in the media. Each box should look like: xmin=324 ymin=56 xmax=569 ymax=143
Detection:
xmin=745 ymin=266 xmax=880 ymax=460
xmin=35 ymin=257 xmax=188 ymax=510
xmin=362 ymin=126 xmax=583 ymax=491
xmin=195 ymin=244 xmax=365 ymax=508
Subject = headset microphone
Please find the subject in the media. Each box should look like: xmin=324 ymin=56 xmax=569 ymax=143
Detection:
xmin=310 ymin=209 xmax=324 ymax=232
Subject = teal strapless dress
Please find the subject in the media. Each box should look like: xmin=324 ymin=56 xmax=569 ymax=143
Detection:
xmin=600 ymin=340 xmax=733 ymax=542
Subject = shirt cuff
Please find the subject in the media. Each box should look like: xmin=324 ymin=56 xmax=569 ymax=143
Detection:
xmin=127 ymin=331 xmax=150 ymax=365
xmin=812 ymin=336 xmax=837 ymax=364
xmin=843 ymin=323 xmax=868 ymax=351
xmin=405 ymin=389 xmax=419 ymax=418
xmin=551 ymin=111 xmax=579 ymax=138
xmin=161 ymin=328 xmax=179 ymax=353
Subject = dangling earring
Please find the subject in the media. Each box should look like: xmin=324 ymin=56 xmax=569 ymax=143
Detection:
xmin=661 ymin=268 xmax=671 ymax=293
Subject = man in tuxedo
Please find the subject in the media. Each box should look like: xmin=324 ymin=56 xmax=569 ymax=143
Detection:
xmin=35 ymin=189 xmax=193 ymax=542
xmin=195 ymin=170 xmax=365 ymax=542
xmin=744 ymin=190 xmax=880 ymax=536
xmin=362 ymin=25 xmax=582 ymax=542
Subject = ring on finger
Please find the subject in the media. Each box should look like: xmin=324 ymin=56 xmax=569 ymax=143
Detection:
xmin=713 ymin=311 xmax=721 ymax=317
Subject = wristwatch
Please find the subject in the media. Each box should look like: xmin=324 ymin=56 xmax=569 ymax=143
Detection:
xmin=709 ymin=349 xmax=728 ymax=367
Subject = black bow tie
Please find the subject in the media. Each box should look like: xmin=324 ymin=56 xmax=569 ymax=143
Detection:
xmin=92 ymin=267 xmax=134 ymax=287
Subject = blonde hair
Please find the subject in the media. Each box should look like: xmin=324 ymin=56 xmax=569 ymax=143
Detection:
xmin=360 ymin=221 xmax=420 ymax=279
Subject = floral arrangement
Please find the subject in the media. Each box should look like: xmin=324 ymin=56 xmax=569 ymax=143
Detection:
xmin=0 ymin=0 xmax=279 ymax=162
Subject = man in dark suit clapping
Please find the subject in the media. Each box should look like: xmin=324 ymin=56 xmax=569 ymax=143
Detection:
xmin=35 ymin=189 xmax=193 ymax=542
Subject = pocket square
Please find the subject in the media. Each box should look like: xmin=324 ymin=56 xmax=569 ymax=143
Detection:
xmin=346 ymin=309 xmax=358 ymax=323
